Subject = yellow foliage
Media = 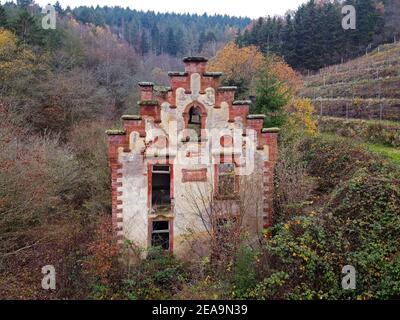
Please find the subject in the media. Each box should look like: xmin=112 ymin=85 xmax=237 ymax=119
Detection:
xmin=265 ymin=55 xmax=303 ymax=95
xmin=286 ymin=98 xmax=318 ymax=137
xmin=0 ymin=28 xmax=48 ymax=84
xmin=0 ymin=28 xmax=18 ymax=59
xmin=207 ymin=42 xmax=265 ymax=93
xmin=208 ymin=42 xmax=302 ymax=97
xmin=353 ymin=98 xmax=362 ymax=106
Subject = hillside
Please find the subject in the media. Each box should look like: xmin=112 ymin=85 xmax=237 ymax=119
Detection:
xmin=71 ymin=6 xmax=251 ymax=57
xmin=238 ymin=0 xmax=400 ymax=71
xmin=301 ymin=42 xmax=400 ymax=121
xmin=1 ymin=0 xmax=400 ymax=302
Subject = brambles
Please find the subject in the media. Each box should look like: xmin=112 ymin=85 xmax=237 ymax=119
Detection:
xmin=239 ymin=135 xmax=400 ymax=299
xmin=120 ymin=247 xmax=190 ymax=300
xmin=0 ymin=107 xmax=94 ymax=299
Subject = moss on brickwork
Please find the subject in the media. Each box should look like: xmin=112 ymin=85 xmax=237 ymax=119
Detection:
xmin=247 ymin=114 xmax=265 ymax=119
xmin=233 ymin=100 xmax=252 ymax=105
xmin=137 ymin=100 xmax=158 ymax=106
xmin=168 ymin=71 xmax=188 ymax=77
xmin=121 ymin=115 xmax=141 ymax=120
xmin=105 ymin=129 xmax=125 ymax=135
xmin=218 ymin=86 xmax=237 ymax=91
xmin=262 ymin=127 xmax=280 ymax=133
xmin=154 ymin=86 xmax=172 ymax=93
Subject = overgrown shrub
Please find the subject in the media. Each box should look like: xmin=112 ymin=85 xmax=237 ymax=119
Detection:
xmin=120 ymin=247 xmax=190 ymax=300
xmin=273 ymin=107 xmax=317 ymax=222
xmin=274 ymin=138 xmax=315 ymax=222
xmin=250 ymin=135 xmax=400 ymax=299
xmin=231 ymin=246 xmax=257 ymax=298
xmin=285 ymin=98 xmax=318 ymax=137
xmin=68 ymin=120 xmax=112 ymax=219
xmin=318 ymin=117 xmax=400 ymax=147
xmin=301 ymin=135 xmax=373 ymax=192
xmin=0 ymin=107 xmax=96 ymax=299
xmin=85 ymin=216 xmax=121 ymax=299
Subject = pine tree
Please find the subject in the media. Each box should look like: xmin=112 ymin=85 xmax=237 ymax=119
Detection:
xmin=54 ymin=1 xmax=64 ymax=16
xmin=166 ymin=28 xmax=178 ymax=56
xmin=354 ymin=0 xmax=379 ymax=48
xmin=237 ymin=0 xmax=385 ymax=70
xmin=12 ymin=9 xmax=43 ymax=46
xmin=320 ymin=1 xmax=343 ymax=66
xmin=282 ymin=14 xmax=296 ymax=67
xmin=175 ymin=28 xmax=185 ymax=56
xmin=384 ymin=0 xmax=400 ymax=41
xmin=253 ymin=69 xmax=291 ymax=128
xmin=198 ymin=31 xmax=206 ymax=52
xmin=140 ymin=31 xmax=149 ymax=56
xmin=0 ymin=5 xmax=7 ymax=28
xmin=150 ymin=24 xmax=161 ymax=55
xmin=16 ymin=0 xmax=33 ymax=9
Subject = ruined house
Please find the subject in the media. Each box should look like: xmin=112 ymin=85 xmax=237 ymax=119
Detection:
xmin=106 ymin=57 xmax=278 ymax=258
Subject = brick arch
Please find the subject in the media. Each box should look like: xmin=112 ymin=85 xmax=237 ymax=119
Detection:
xmin=182 ymin=101 xmax=207 ymax=130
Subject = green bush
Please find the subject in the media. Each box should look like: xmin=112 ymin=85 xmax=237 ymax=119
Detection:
xmin=301 ymin=135 xmax=372 ymax=192
xmin=249 ymin=135 xmax=400 ymax=299
xmin=120 ymin=247 xmax=190 ymax=300
xmin=318 ymin=117 xmax=400 ymax=147
xmin=231 ymin=246 xmax=257 ymax=298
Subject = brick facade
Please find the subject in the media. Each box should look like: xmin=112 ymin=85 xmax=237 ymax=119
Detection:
xmin=106 ymin=57 xmax=279 ymax=256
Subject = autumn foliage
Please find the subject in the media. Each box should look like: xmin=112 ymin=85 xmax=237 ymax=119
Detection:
xmin=208 ymin=42 xmax=302 ymax=97
xmin=207 ymin=42 xmax=265 ymax=96
xmin=85 ymin=217 xmax=120 ymax=286
xmin=285 ymin=98 xmax=318 ymax=137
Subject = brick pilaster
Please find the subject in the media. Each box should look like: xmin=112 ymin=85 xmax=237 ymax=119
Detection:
xmin=106 ymin=133 xmax=126 ymax=244
xmin=261 ymin=129 xmax=279 ymax=229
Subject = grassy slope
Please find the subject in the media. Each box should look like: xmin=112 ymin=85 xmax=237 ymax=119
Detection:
xmin=365 ymin=143 xmax=400 ymax=166
xmin=322 ymin=132 xmax=400 ymax=167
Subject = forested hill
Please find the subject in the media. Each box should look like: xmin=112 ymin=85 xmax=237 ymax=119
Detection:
xmin=237 ymin=0 xmax=400 ymax=71
xmin=71 ymin=6 xmax=251 ymax=57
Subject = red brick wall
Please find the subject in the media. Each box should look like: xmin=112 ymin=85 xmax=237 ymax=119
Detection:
xmin=140 ymin=86 xmax=153 ymax=101
xmin=107 ymin=135 xmax=125 ymax=241
xmin=261 ymin=132 xmax=278 ymax=229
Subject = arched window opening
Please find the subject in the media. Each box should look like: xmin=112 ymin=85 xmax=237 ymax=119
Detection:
xmin=188 ymin=106 xmax=201 ymax=140
xmin=189 ymin=106 xmax=201 ymax=124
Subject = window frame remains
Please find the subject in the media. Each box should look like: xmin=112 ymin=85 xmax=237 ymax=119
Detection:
xmin=216 ymin=163 xmax=239 ymax=199
xmin=149 ymin=218 xmax=173 ymax=251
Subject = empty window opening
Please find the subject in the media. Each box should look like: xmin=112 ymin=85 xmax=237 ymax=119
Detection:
xmin=152 ymin=165 xmax=171 ymax=211
xmin=188 ymin=106 xmax=201 ymax=141
xmin=189 ymin=106 xmax=201 ymax=124
xmin=151 ymin=220 xmax=170 ymax=250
